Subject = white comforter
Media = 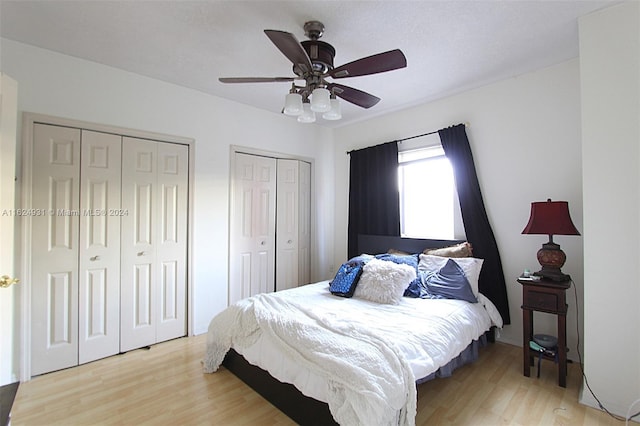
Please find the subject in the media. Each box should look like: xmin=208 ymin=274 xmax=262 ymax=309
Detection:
xmin=203 ymin=281 xmax=502 ymax=426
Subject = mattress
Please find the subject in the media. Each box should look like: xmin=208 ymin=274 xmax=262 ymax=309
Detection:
xmin=233 ymin=281 xmax=503 ymax=404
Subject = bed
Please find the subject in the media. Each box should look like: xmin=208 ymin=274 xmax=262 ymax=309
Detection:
xmin=204 ymin=235 xmax=505 ymax=426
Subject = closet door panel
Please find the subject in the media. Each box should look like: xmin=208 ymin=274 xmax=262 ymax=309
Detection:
xmin=238 ymin=253 xmax=251 ymax=299
xmin=31 ymin=124 xmax=81 ymax=376
xmin=161 ymin=261 xmax=178 ymax=320
xmin=133 ymin=263 xmax=153 ymax=326
xmin=256 ymin=250 xmax=272 ymax=295
xmin=134 ymin=183 xmax=154 ymax=245
xmin=78 ymin=130 xmax=122 ymax=364
xmin=48 ymin=272 xmax=73 ymax=343
xmin=155 ymin=142 xmax=188 ymax=342
xmin=84 ymin=269 xmax=107 ymax=335
xmin=298 ymin=161 xmax=311 ymax=285
xmin=276 ymin=159 xmax=299 ymax=292
xmin=121 ymin=138 xmax=157 ymax=351
xmin=229 ymin=153 xmax=276 ymax=303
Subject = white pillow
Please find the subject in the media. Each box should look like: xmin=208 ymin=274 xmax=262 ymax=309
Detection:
xmin=418 ymin=254 xmax=484 ymax=296
xmin=354 ymin=258 xmax=416 ymax=305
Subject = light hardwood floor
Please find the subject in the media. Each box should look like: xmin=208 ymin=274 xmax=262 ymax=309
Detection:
xmin=12 ymin=335 xmax=619 ymax=425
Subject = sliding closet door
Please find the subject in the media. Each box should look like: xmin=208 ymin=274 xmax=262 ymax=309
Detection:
xmin=120 ymin=137 xmax=187 ymax=352
xmin=229 ymin=153 xmax=277 ymax=304
xmin=31 ymin=124 xmax=81 ymax=376
xmin=78 ymin=130 xmax=122 ymax=364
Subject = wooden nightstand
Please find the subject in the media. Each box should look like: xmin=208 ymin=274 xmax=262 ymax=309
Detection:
xmin=519 ymin=277 xmax=571 ymax=387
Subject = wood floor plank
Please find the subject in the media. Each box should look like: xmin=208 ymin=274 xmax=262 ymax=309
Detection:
xmin=11 ymin=335 xmax=621 ymax=425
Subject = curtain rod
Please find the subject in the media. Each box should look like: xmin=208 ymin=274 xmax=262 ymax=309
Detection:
xmin=346 ymin=122 xmax=469 ymax=154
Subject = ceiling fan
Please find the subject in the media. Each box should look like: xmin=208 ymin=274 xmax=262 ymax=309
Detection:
xmin=219 ymin=21 xmax=407 ymax=122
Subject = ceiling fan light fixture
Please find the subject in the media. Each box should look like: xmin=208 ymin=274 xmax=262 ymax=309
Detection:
xmin=283 ymin=92 xmax=303 ymax=116
xmin=297 ymin=102 xmax=316 ymax=123
xmin=221 ymin=21 xmax=407 ymax=121
xmin=310 ymin=87 xmax=331 ymax=112
xmin=322 ymin=98 xmax=342 ymax=120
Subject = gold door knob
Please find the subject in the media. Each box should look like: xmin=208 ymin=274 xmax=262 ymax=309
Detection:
xmin=0 ymin=275 xmax=19 ymax=288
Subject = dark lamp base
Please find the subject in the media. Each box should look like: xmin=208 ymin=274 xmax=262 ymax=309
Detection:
xmin=535 ymin=241 xmax=572 ymax=282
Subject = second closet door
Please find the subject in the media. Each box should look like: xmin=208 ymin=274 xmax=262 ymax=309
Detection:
xmin=78 ymin=130 xmax=122 ymax=364
xmin=120 ymin=137 xmax=188 ymax=352
xmin=275 ymin=159 xmax=312 ymax=291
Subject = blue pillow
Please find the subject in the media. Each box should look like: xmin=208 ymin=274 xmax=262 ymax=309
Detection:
xmin=375 ymin=253 xmax=421 ymax=294
xmin=421 ymin=258 xmax=477 ymax=303
xmin=375 ymin=253 xmax=418 ymax=269
xmin=404 ymin=279 xmax=422 ymax=298
xmin=329 ymin=258 xmax=368 ymax=297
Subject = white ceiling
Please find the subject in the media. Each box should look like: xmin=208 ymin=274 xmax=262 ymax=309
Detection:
xmin=0 ymin=0 xmax=618 ymax=127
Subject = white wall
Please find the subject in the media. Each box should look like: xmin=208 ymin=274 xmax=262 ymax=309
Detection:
xmin=333 ymin=59 xmax=584 ymax=351
xmin=0 ymin=39 xmax=336 ymax=344
xmin=579 ymin=2 xmax=640 ymax=416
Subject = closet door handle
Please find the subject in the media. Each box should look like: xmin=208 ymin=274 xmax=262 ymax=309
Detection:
xmin=137 ymin=251 xmax=147 ymax=256
xmin=260 ymin=241 xmax=266 ymax=246
xmin=90 ymin=256 xmax=100 ymax=261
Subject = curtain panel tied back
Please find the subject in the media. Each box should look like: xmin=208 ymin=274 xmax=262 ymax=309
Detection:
xmin=439 ymin=124 xmax=511 ymax=324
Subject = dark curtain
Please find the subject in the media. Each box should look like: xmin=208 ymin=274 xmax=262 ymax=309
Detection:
xmin=347 ymin=142 xmax=400 ymax=259
xmin=439 ymin=124 xmax=511 ymax=324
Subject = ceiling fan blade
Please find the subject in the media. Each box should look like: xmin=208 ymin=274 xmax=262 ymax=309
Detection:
xmin=329 ymin=49 xmax=407 ymax=79
xmin=264 ymin=30 xmax=313 ymax=74
xmin=219 ymin=77 xmax=297 ymax=83
xmin=327 ymin=83 xmax=381 ymax=109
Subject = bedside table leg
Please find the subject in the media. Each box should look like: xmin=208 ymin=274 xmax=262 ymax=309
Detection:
xmin=558 ymin=314 xmax=567 ymax=387
xmin=523 ymin=308 xmax=533 ymax=377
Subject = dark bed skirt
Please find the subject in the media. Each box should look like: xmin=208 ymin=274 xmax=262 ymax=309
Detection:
xmin=222 ymin=327 xmax=496 ymax=425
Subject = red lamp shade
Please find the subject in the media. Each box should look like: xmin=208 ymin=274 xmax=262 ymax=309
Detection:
xmin=522 ymin=199 xmax=580 ymax=236
xmin=522 ymin=199 xmax=580 ymax=282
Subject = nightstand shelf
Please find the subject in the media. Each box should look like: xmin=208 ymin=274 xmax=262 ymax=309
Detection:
xmin=527 ymin=347 xmax=561 ymax=361
xmin=519 ymin=277 xmax=571 ymax=387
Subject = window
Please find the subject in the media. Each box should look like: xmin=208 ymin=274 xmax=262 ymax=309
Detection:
xmin=398 ymin=141 xmax=463 ymax=240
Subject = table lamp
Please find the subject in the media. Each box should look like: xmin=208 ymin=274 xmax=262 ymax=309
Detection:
xmin=522 ymin=199 xmax=580 ymax=282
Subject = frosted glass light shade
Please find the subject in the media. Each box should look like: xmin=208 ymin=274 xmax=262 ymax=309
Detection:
xmin=310 ymin=88 xmax=331 ymax=112
xmin=322 ymin=98 xmax=342 ymax=120
xmin=283 ymin=92 xmax=303 ymax=116
xmin=297 ymin=103 xmax=316 ymax=123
